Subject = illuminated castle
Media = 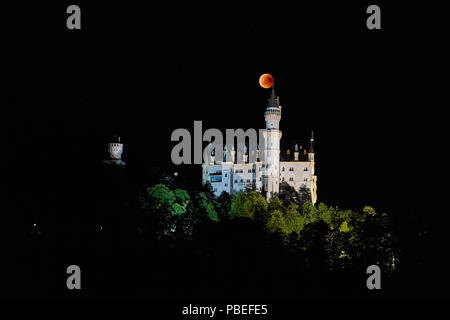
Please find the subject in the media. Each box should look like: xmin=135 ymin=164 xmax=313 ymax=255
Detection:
xmin=202 ymin=87 xmax=317 ymax=204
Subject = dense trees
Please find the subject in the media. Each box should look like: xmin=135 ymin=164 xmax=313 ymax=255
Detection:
xmin=138 ymin=181 xmax=399 ymax=276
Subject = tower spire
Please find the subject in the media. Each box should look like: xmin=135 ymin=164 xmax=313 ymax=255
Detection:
xmin=309 ymin=130 xmax=314 ymax=153
xmin=268 ymin=86 xmax=279 ymax=108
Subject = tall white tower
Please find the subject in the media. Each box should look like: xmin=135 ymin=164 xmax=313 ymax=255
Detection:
xmin=262 ymin=87 xmax=282 ymax=199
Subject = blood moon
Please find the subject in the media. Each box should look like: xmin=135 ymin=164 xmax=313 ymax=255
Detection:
xmin=259 ymin=73 xmax=274 ymax=89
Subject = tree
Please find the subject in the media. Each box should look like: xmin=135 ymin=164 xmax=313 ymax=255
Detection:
xmin=299 ymin=187 xmax=312 ymax=204
xmin=284 ymin=203 xmax=306 ymax=235
xmin=143 ymin=184 xmax=190 ymax=216
xmin=265 ymin=209 xmax=288 ymax=234
xmin=196 ymin=192 xmax=219 ymax=222
xmin=278 ymin=182 xmax=300 ymax=206
xmin=215 ymin=191 xmax=232 ymax=221
xmin=339 ymin=221 xmax=350 ymax=233
xmin=139 ymin=184 xmax=196 ymax=244
xmin=301 ymin=201 xmax=319 ymax=223
xmin=230 ymin=191 xmax=268 ymax=221
xmin=145 ymin=183 xmax=175 ymax=212
xmin=174 ymin=188 xmax=190 ymax=214
xmin=199 ymin=181 xmax=216 ymax=202
xmin=268 ymin=196 xmax=284 ymax=213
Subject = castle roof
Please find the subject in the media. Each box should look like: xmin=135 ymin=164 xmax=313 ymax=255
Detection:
xmin=268 ymin=86 xmax=280 ymax=108
xmin=280 ymin=147 xmax=310 ymax=161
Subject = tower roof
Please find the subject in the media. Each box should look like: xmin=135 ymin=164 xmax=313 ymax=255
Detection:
xmin=268 ymin=86 xmax=280 ymax=108
xmin=111 ymin=134 xmax=121 ymax=143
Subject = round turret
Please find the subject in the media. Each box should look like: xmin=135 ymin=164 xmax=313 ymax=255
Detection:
xmin=108 ymin=137 xmax=123 ymax=160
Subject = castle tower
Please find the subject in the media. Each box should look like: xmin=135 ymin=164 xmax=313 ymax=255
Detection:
xmin=308 ymin=131 xmax=315 ymax=162
xmin=103 ymin=135 xmax=126 ymax=168
xmin=108 ymin=136 xmax=124 ymax=160
xmin=262 ymin=86 xmax=282 ymax=199
xmin=308 ymin=131 xmax=317 ymax=204
xmin=294 ymin=144 xmax=299 ymax=161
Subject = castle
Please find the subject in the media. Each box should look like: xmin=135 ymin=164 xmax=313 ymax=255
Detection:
xmin=202 ymin=87 xmax=317 ymax=204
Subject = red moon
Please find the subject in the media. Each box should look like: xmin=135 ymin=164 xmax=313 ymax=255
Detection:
xmin=259 ymin=73 xmax=274 ymax=88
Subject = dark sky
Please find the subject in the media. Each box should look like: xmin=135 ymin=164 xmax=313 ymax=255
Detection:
xmin=4 ymin=2 xmax=446 ymax=221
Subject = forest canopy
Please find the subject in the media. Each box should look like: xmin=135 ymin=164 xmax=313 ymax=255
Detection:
xmin=138 ymin=181 xmax=399 ymax=274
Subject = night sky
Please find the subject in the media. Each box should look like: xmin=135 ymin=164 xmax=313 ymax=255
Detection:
xmin=4 ymin=3 xmax=446 ymax=252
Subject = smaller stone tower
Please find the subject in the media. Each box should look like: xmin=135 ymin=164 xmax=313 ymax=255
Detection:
xmin=103 ymin=135 xmax=126 ymax=167
xmin=108 ymin=136 xmax=123 ymax=160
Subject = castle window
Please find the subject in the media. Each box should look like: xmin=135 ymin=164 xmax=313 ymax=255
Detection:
xmin=225 ymin=173 xmax=228 ymax=177
xmin=248 ymin=169 xmax=252 ymax=173
xmin=259 ymin=177 xmax=262 ymax=181
xmin=240 ymin=179 xmax=243 ymax=183
xmin=289 ymin=177 xmax=293 ymax=181
xmin=282 ymin=177 xmax=285 ymax=181
xmin=304 ymin=168 xmax=308 ymax=171
xmin=247 ymin=179 xmax=250 ymax=183
xmin=282 ymin=167 xmax=285 ymax=172
xmin=234 ymin=180 xmax=238 ymax=183
xmin=304 ymin=178 xmax=308 ymax=182
xmin=224 ymin=183 xmax=228 ymax=187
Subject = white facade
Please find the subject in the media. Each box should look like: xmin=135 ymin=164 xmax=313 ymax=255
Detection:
xmin=202 ymin=88 xmax=317 ymax=204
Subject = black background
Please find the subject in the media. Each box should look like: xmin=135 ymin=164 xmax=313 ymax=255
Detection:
xmin=2 ymin=1 xmax=448 ymax=301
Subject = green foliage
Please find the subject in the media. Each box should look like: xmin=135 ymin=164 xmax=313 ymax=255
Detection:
xmin=138 ymin=181 xmax=399 ymax=274
xmin=301 ymin=201 xmax=319 ymax=223
xmin=339 ymin=220 xmax=350 ymax=233
xmin=197 ymin=192 xmax=219 ymax=222
xmin=268 ymin=197 xmax=284 ymax=213
xmin=171 ymin=203 xmax=186 ymax=215
xmin=230 ymin=191 xmax=268 ymax=220
xmin=284 ymin=203 xmax=307 ymax=235
xmin=174 ymin=188 xmax=190 ymax=205
xmin=146 ymin=184 xmax=176 ymax=211
xmin=363 ymin=205 xmax=377 ymax=217
xmin=278 ymin=182 xmax=300 ymax=206
xmin=265 ymin=209 xmax=288 ymax=234
xmin=215 ymin=191 xmax=232 ymax=221
xmin=144 ymin=184 xmax=190 ymax=215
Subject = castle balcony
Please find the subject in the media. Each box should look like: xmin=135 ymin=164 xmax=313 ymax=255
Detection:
xmin=264 ymin=107 xmax=281 ymax=116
